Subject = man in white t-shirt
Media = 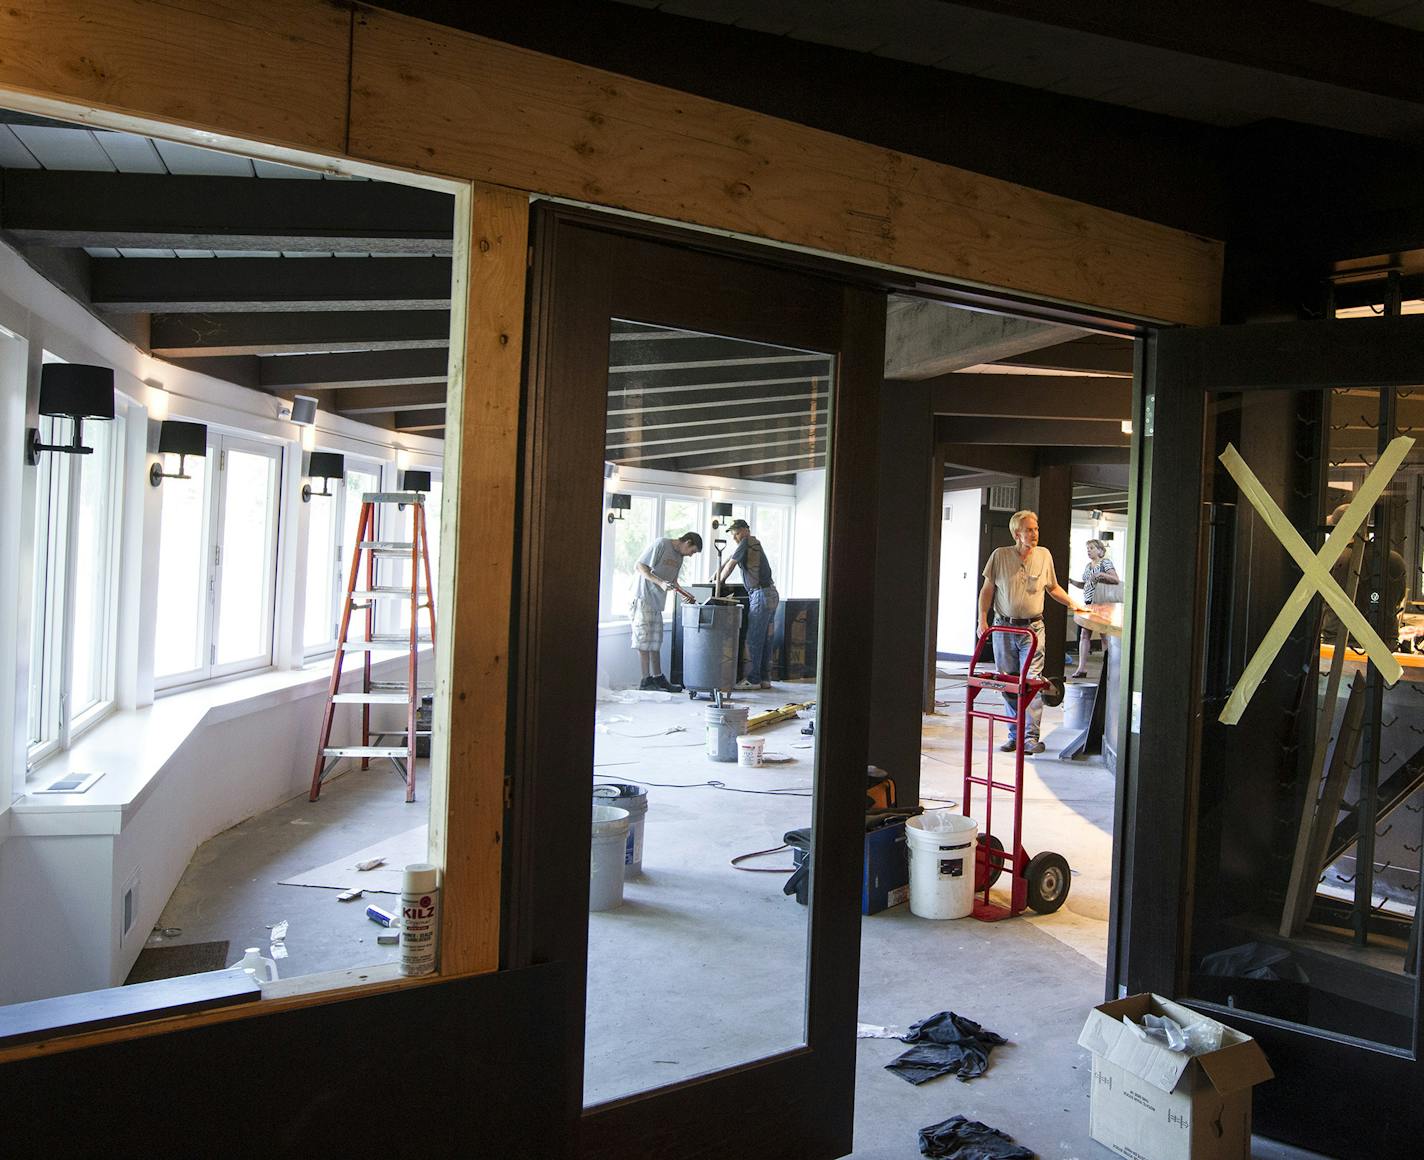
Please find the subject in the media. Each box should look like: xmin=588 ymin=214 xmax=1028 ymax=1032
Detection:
xmin=976 ymin=510 xmax=1084 ymax=754
xmin=631 ymin=532 xmax=703 ymax=692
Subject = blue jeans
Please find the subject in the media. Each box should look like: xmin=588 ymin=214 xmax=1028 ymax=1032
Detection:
xmin=991 ymin=620 xmax=1045 ymax=742
xmin=746 ymin=586 xmax=780 ymax=683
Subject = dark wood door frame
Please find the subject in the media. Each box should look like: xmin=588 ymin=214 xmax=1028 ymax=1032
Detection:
xmin=506 ymin=205 xmax=885 ymax=1159
xmin=1124 ymin=314 xmax=1424 ymax=1157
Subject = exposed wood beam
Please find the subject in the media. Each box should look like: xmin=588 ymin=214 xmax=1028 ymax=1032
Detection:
xmin=884 ymin=297 xmax=1082 ymax=380
xmin=940 ymin=0 xmax=1424 ymax=110
xmin=605 ymin=408 xmax=822 ymax=440
xmin=91 ymin=256 xmax=453 ymax=313
xmin=149 ymin=311 xmax=452 ymax=357
xmin=991 ymin=336 xmax=1134 ymax=376
xmin=606 ymin=417 xmax=824 ymax=454
xmin=258 ymin=347 xmax=450 ymax=390
xmin=606 ymin=389 xmax=826 ymax=419
xmin=931 ymin=373 xmax=1130 ymax=419
xmin=0 ymin=169 xmax=454 ymax=254
xmin=941 ymin=471 xmax=1018 ymax=491
xmin=314 ymin=383 xmax=447 ymax=415
xmin=1040 ymin=447 xmax=1132 ymax=466
xmin=615 ymin=430 xmax=826 ymax=465
xmin=394 ymin=409 xmax=446 ymax=431
xmin=1073 ymin=463 xmax=1131 ymax=489
xmin=666 ymin=446 xmax=827 ymax=473
xmin=937 ymin=417 xmax=1130 ymax=446
xmin=938 ymin=442 xmax=1036 ymax=476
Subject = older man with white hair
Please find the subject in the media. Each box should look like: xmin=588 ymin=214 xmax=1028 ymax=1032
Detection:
xmin=977 ymin=509 xmax=1085 ymax=754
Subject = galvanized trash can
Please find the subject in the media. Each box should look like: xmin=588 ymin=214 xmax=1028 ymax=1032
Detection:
xmin=681 ymin=600 xmax=743 ymax=699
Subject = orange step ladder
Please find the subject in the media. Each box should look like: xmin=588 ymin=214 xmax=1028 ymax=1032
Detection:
xmin=309 ymin=489 xmax=436 ymax=803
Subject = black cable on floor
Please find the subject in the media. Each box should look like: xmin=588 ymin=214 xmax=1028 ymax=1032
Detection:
xmin=608 ymin=778 xmax=812 ymax=798
xmin=729 ymin=843 xmax=796 ymax=872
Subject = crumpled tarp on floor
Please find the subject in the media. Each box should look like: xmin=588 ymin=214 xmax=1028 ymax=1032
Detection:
xmin=918 ymin=1114 xmax=1035 ymax=1159
xmin=885 ymin=1010 xmax=1008 ymax=1085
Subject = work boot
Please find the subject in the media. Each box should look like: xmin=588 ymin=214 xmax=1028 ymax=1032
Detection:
xmin=733 ymin=679 xmax=758 ymax=691
xmin=639 ymin=676 xmax=659 ymax=691
xmin=1026 ymin=740 xmax=1046 ymax=755
xmin=998 ymin=739 xmax=1016 ymax=752
xmin=655 ymin=674 xmax=684 ymax=693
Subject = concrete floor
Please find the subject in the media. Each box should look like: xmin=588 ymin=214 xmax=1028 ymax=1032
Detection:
xmin=150 ymin=661 xmax=1321 ymax=1158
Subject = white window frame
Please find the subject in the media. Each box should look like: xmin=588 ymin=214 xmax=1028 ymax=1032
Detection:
xmin=598 ymin=487 xmax=706 ymax=622
xmin=156 ymin=430 xmax=283 ymax=692
xmin=376 ymin=462 xmax=442 ymax=639
xmin=303 ymin=454 xmax=383 ymax=661
xmin=25 ymin=404 xmax=125 ymax=768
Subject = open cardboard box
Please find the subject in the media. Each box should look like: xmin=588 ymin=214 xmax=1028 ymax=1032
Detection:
xmin=1079 ymin=994 xmax=1273 ymax=1160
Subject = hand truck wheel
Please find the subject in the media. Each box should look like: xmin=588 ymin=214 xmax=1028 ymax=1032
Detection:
xmin=975 ymin=833 xmax=1005 ymax=889
xmin=1025 ymin=851 xmax=1071 ymax=914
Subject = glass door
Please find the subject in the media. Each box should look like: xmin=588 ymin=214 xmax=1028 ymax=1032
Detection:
xmin=1127 ymin=313 xmax=1424 ymax=1157
xmin=509 ymin=210 xmax=883 ymax=1159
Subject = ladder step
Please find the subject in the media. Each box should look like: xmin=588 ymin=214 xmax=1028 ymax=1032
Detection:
xmin=341 ymin=640 xmax=406 ymax=652
xmin=351 ymin=587 xmax=427 ymax=599
xmin=323 ymin=746 xmax=409 ymax=758
xmin=363 ymin=491 xmax=426 ymax=504
xmin=333 ymin=692 xmax=411 ymax=704
xmin=371 ymin=681 xmax=434 ymax=693
xmin=361 ymin=541 xmax=415 ymax=553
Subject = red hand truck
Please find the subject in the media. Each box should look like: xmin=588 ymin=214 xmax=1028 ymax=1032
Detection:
xmin=962 ymin=625 xmax=1072 ymax=921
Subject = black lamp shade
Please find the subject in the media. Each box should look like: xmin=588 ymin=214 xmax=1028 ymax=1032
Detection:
xmin=39 ymin=363 xmax=115 ymax=420
xmin=610 ymin=493 xmax=632 ymax=511
xmin=712 ymin=501 xmax=734 ymax=517
xmin=307 ymin=451 xmax=345 ymax=480
xmin=402 ymin=469 xmax=432 ymax=492
xmin=157 ymin=419 xmax=207 ymax=458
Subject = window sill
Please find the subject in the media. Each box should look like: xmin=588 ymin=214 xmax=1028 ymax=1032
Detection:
xmin=14 ymin=650 xmax=430 ymax=833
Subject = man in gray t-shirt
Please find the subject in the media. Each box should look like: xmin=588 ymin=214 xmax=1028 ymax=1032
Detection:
xmin=631 ymin=532 xmax=702 ymax=692
xmin=716 ymin=520 xmax=780 ymax=691
xmin=976 ymin=510 xmax=1084 ymax=753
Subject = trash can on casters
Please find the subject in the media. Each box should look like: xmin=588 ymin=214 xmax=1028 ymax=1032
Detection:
xmin=681 ymin=600 xmax=743 ymax=699
xmin=589 ymin=805 xmax=631 ymax=911
xmin=593 ymin=782 xmax=647 ymax=876
xmin=906 ymin=813 xmax=978 ymax=919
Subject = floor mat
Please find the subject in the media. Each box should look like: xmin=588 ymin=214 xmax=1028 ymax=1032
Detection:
xmin=124 ymin=940 xmax=230 ymax=984
xmin=278 ymin=825 xmax=428 ymax=894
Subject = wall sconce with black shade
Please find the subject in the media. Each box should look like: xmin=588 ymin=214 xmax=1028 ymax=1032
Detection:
xmin=303 ymin=451 xmax=345 ymax=502
xmin=401 ymin=469 xmax=431 ymax=493
xmin=25 ymin=363 xmax=115 ymax=466
xmin=607 ymin=492 xmax=631 ymax=524
xmin=149 ymin=419 xmax=208 ymax=487
xmin=711 ymin=500 xmax=734 ymax=531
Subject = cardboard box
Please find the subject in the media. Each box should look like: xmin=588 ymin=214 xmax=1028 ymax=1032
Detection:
xmin=1078 ymin=994 xmax=1273 ymax=1160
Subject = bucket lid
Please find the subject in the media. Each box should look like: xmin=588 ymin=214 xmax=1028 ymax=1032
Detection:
xmin=594 ymin=782 xmax=646 ymax=801
xmin=736 ymin=735 xmax=763 ymax=746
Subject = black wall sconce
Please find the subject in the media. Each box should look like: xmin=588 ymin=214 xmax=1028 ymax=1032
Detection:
xmin=402 ymin=469 xmax=432 ymax=493
xmin=303 ymin=451 xmax=345 ymax=502
xmin=25 ymin=363 xmax=115 ymax=466
xmin=607 ymin=492 xmax=631 ymax=524
xmin=149 ymin=419 xmax=207 ymax=487
xmin=711 ymin=500 xmax=734 ymax=531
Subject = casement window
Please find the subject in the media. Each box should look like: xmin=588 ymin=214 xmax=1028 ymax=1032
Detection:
xmin=153 ymin=432 xmax=281 ymax=689
xmin=302 ymin=458 xmax=382 ymax=657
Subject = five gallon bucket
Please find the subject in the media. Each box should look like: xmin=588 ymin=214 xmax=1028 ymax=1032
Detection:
xmin=705 ymin=704 xmax=750 ymax=761
xmin=905 ymin=813 xmax=978 ymax=920
xmin=593 ymin=782 xmax=647 ymax=876
xmin=590 ymin=805 xmax=631 ymax=911
xmin=736 ymin=735 xmax=765 ymax=768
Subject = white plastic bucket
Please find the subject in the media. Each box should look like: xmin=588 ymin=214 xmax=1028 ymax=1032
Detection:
xmin=590 ymin=805 xmax=631 ymax=912
xmin=736 ymin=735 xmax=765 ymax=768
xmin=905 ymin=813 xmax=978 ymax=920
xmin=705 ymin=704 xmax=750 ymax=761
xmin=593 ymin=782 xmax=648 ymax=876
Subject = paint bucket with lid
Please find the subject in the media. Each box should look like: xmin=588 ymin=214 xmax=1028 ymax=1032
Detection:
xmin=593 ymin=782 xmax=648 ymax=876
xmin=905 ymin=812 xmax=978 ymax=920
xmin=590 ymin=805 xmax=631 ymax=911
xmin=705 ymin=704 xmax=750 ymax=761
xmin=736 ymin=735 xmax=765 ymax=768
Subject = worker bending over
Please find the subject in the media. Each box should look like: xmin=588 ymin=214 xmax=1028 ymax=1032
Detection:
xmin=977 ymin=510 xmax=1085 ymax=754
xmin=632 ymin=532 xmax=702 ymax=692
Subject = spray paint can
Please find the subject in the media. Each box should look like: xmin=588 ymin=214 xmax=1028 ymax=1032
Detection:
xmin=400 ymin=862 xmax=440 ymax=977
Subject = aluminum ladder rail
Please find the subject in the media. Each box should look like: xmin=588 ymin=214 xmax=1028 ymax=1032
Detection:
xmin=309 ymin=491 xmax=436 ymax=803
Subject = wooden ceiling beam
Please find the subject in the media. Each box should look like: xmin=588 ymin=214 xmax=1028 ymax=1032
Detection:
xmin=315 ymin=382 xmax=447 ymax=415
xmin=91 ymin=256 xmax=452 ymax=313
xmin=930 ymin=373 xmax=1130 ymax=419
xmin=149 ymin=310 xmax=451 ymax=357
xmin=938 ymin=417 xmax=1129 ymax=446
xmin=0 ymin=169 xmax=454 ymax=254
xmin=257 ymin=347 xmax=449 ymax=390
xmin=990 ymin=336 xmax=1135 ymax=376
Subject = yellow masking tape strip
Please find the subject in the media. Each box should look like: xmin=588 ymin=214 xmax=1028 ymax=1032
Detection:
xmin=1216 ymin=435 xmax=1411 ymax=725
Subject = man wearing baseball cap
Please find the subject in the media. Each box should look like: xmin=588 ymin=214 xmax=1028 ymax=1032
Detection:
xmin=715 ymin=519 xmax=780 ymax=691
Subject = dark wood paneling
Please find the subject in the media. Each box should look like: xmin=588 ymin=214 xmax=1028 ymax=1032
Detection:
xmin=2 ymin=965 xmax=574 ymax=1159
